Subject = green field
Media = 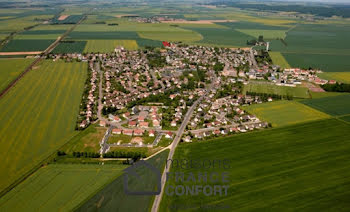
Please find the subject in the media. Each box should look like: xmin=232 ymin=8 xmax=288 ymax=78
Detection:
xmin=62 ymin=124 xmax=106 ymax=154
xmin=77 ymin=150 xmax=169 ymax=212
xmin=301 ymin=94 xmax=350 ymax=116
xmin=270 ymin=24 xmax=350 ymax=72
xmin=309 ymin=91 xmax=346 ymax=99
xmin=269 ymin=51 xmax=291 ymax=68
xmin=340 ymin=115 xmax=350 ymax=123
xmin=0 ymin=60 xmax=87 ymax=193
xmin=236 ymin=29 xmax=286 ymax=39
xmin=83 ymin=40 xmax=138 ymax=53
xmin=318 ymin=72 xmax=350 ymax=84
xmin=52 ymin=41 xmax=87 ymax=54
xmin=243 ymin=82 xmax=310 ymax=98
xmin=243 ymin=100 xmax=330 ymax=127
xmin=160 ymin=118 xmax=350 ymax=211
xmin=138 ymin=29 xmax=202 ymax=42
xmin=0 ymin=39 xmax=55 ymax=52
xmin=0 ymin=58 xmax=34 ymax=92
xmin=0 ymin=164 xmax=126 ymax=211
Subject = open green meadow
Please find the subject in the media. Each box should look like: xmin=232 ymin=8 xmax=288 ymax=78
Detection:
xmin=0 ymin=164 xmax=126 ymax=212
xmin=62 ymin=124 xmax=106 ymax=154
xmin=309 ymin=91 xmax=346 ymax=99
xmin=301 ymin=94 xmax=350 ymax=116
xmin=243 ymin=82 xmax=310 ymax=98
xmin=0 ymin=60 xmax=87 ymax=193
xmin=83 ymin=40 xmax=138 ymax=53
xmin=0 ymin=39 xmax=55 ymax=52
xmin=160 ymin=118 xmax=350 ymax=211
xmin=77 ymin=150 xmax=169 ymax=212
xmin=243 ymin=100 xmax=330 ymax=127
xmin=0 ymin=58 xmax=34 ymax=92
xmin=269 ymin=51 xmax=291 ymax=68
xmin=340 ymin=115 xmax=350 ymax=123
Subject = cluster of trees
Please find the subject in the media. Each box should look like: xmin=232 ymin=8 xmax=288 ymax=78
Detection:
xmin=72 ymin=152 xmax=100 ymax=158
xmin=103 ymin=151 xmax=146 ymax=160
xmin=127 ymin=89 xmax=181 ymax=108
xmin=255 ymin=50 xmax=272 ymax=64
xmin=246 ymin=91 xmax=293 ymax=100
xmin=321 ymin=83 xmax=350 ymax=92
xmin=57 ymin=151 xmax=66 ymax=156
xmin=215 ymin=83 xmax=240 ymax=99
xmin=147 ymin=51 xmax=166 ymax=68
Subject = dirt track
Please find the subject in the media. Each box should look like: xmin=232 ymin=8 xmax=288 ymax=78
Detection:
xmin=0 ymin=52 xmax=42 ymax=56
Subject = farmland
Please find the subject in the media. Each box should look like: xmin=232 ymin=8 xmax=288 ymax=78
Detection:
xmin=269 ymin=24 xmax=350 ymax=72
xmin=340 ymin=115 xmax=350 ymax=123
xmin=0 ymin=60 xmax=87 ymax=193
xmin=301 ymin=94 xmax=350 ymax=116
xmin=83 ymin=40 xmax=138 ymax=53
xmin=269 ymin=51 xmax=291 ymax=68
xmin=243 ymin=82 xmax=310 ymax=98
xmin=0 ymin=58 xmax=34 ymax=92
xmin=243 ymin=100 xmax=330 ymax=127
xmin=160 ymin=118 xmax=350 ymax=211
xmin=0 ymin=39 xmax=55 ymax=52
xmin=317 ymin=72 xmax=350 ymax=84
xmin=0 ymin=164 xmax=126 ymax=212
xmin=52 ymin=41 xmax=87 ymax=54
xmin=77 ymin=150 xmax=169 ymax=212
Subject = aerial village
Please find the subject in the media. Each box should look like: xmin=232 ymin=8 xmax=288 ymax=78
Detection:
xmin=46 ymin=41 xmax=334 ymax=151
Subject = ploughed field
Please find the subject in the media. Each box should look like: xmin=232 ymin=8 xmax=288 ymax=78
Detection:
xmin=160 ymin=118 xmax=350 ymax=211
xmin=0 ymin=60 xmax=87 ymax=193
xmin=0 ymin=164 xmax=126 ymax=212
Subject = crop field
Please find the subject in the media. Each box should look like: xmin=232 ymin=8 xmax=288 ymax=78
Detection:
xmin=270 ymin=24 xmax=350 ymax=72
xmin=318 ymin=72 xmax=350 ymax=84
xmin=269 ymin=51 xmax=291 ymax=68
xmin=77 ymin=150 xmax=169 ymax=212
xmin=309 ymin=91 xmax=345 ymax=99
xmin=51 ymin=15 xmax=83 ymax=24
xmin=0 ymin=39 xmax=55 ymax=52
xmin=14 ymin=30 xmax=66 ymax=40
xmin=83 ymin=40 xmax=138 ymax=53
xmin=160 ymin=118 xmax=350 ymax=211
xmin=301 ymin=94 xmax=350 ymax=116
xmin=0 ymin=58 xmax=34 ymax=92
xmin=0 ymin=164 xmax=126 ymax=212
xmin=243 ymin=100 xmax=330 ymax=127
xmin=138 ymin=29 xmax=202 ymax=42
xmin=236 ymin=29 xmax=286 ymax=39
xmin=183 ymin=27 xmax=254 ymax=47
xmin=0 ymin=60 xmax=87 ymax=193
xmin=243 ymin=82 xmax=310 ymax=98
xmin=340 ymin=115 xmax=350 ymax=123
xmin=52 ymin=41 xmax=87 ymax=54
xmin=62 ymin=124 xmax=106 ymax=154
xmin=136 ymin=38 xmax=163 ymax=48
xmin=66 ymin=31 xmax=139 ymax=40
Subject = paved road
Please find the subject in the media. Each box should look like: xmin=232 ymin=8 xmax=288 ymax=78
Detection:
xmin=95 ymin=62 xmax=104 ymax=121
xmin=151 ymin=96 xmax=203 ymax=212
xmin=249 ymin=48 xmax=258 ymax=69
xmin=100 ymin=126 xmax=113 ymax=156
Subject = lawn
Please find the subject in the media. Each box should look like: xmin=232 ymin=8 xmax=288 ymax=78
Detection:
xmin=62 ymin=124 xmax=106 ymax=154
xmin=108 ymin=134 xmax=155 ymax=145
xmin=76 ymin=150 xmax=169 ymax=212
xmin=160 ymin=118 xmax=350 ymax=211
xmin=301 ymin=94 xmax=350 ymax=116
xmin=0 ymin=60 xmax=87 ymax=193
xmin=83 ymin=40 xmax=138 ymax=53
xmin=0 ymin=164 xmax=126 ymax=212
xmin=243 ymin=82 xmax=310 ymax=98
xmin=0 ymin=58 xmax=34 ymax=92
xmin=243 ymin=100 xmax=330 ymax=127
xmin=269 ymin=51 xmax=291 ymax=68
